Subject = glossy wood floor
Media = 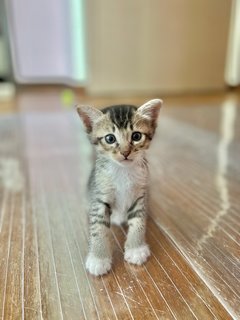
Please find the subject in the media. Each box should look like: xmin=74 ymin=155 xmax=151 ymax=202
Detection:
xmin=0 ymin=87 xmax=239 ymax=319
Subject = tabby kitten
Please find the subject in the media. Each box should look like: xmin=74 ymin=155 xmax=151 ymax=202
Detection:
xmin=77 ymin=99 xmax=162 ymax=276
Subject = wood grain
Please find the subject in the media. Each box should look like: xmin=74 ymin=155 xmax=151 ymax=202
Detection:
xmin=0 ymin=87 xmax=239 ymax=319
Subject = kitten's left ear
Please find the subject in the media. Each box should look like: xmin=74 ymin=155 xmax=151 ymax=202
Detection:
xmin=76 ymin=105 xmax=103 ymax=133
xmin=137 ymin=99 xmax=163 ymax=123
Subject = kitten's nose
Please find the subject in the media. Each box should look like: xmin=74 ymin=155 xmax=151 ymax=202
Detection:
xmin=121 ymin=150 xmax=131 ymax=159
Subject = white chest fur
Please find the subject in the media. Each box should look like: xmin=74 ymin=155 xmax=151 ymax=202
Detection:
xmin=108 ymin=161 xmax=148 ymax=225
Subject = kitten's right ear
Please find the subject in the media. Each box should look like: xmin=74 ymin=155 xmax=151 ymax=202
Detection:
xmin=76 ymin=105 xmax=103 ymax=133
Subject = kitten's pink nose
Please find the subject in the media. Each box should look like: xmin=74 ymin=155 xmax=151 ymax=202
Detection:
xmin=121 ymin=150 xmax=131 ymax=159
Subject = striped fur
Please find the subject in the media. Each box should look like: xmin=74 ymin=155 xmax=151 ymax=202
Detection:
xmin=102 ymin=104 xmax=136 ymax=129
xmin=77 ymin=99 xmax=162 ymax=276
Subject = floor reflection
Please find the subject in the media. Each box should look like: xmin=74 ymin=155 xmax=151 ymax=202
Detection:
xmin=197 ymin=97 xmax=236 ymax=248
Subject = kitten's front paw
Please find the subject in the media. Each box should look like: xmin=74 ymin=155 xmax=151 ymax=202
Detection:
xmin=124 ymin=244 xmax=150 ymax=265
xmin=86 ymin=255 xmax=112 ymax=276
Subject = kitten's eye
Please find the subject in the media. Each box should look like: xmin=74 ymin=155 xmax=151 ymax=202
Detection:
xmin=132 ymin=132 xmax=142 ymax=142
xmin=105 ymin=134 xmax=116 ymax=144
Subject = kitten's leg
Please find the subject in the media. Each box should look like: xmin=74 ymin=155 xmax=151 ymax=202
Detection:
xmin=124 ymin=196 xmax=150 ymax=265
xmin=86 ymin=200 xmax=112 ymax=276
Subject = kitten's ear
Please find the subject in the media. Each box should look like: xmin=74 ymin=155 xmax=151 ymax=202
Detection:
xmin=137 ymin=99 xmax=163 ymax=123
xmin=76 ymin=105 xmax=103 ymax=133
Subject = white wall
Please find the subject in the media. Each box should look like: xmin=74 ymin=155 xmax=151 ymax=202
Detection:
xmin=225 ymin=0 xmax=240 ymax=86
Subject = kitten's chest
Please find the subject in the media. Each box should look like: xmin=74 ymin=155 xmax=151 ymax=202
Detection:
xmin=114 ymin=174 xmax=135 ymax=213
xmin=111 ymin=166 xmax=147 ymax=214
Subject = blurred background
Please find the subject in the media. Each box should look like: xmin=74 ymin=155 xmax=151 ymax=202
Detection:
xmin=0 ymin=0 xmax=239 ymax=100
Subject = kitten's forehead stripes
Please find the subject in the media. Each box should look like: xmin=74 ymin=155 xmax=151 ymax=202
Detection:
xmin=102 ymin=105 xmax=137 ymax=129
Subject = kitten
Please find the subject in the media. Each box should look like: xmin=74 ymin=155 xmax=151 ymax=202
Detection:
xmin=76 ymin=99 xmax=162 ymax=276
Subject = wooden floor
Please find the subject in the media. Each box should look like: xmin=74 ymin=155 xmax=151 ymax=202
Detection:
xmin=0 ymin=87 xmax=239 ymax=319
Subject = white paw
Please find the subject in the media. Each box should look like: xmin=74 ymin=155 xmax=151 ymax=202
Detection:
xmin=85 ymin=255 xmax=112 ymax=276
xmin=124 ymin=244 xmax=150 ymax=265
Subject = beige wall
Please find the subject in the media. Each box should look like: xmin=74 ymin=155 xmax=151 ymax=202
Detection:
xmin=86 ymin=0 xmax=231 ymax=95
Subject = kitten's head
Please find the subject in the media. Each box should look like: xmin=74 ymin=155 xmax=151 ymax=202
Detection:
xmin=76 ymin=99 xmax=162 ymax=166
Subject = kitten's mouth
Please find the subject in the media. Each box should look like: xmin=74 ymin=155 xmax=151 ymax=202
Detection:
xmin=121 ymin=158 xmax=133 ymax=163
xmin=115 ymin=157 xmax=134 ymax=165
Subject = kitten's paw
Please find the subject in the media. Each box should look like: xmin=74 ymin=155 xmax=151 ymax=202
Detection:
xmin=86 ymin=255 xmax=112 ymax=276
xmin=124 ymin=244 xmax=150 ymax=265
